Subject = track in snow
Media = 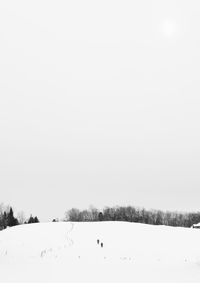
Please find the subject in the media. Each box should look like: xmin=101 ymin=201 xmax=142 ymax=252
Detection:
xmin=65 ymin=222 xmax=74 ymax=247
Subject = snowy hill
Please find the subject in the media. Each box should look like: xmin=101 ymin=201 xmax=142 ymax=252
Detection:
xmin=0 ymin=222 xmax=200 ymax=283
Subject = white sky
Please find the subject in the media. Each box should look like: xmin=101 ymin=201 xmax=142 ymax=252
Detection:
xmin=0 ymin=1 xmax=200 ymax=221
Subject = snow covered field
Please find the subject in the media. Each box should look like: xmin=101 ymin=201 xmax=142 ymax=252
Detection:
xmin=0 ymin=222 xmax=200 ymax=283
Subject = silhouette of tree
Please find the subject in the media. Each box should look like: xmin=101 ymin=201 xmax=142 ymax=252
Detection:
xmin=7 ymin=207 xmax=18 ymax=227
xmin=98 ymin=212 xmax=104 ymax=221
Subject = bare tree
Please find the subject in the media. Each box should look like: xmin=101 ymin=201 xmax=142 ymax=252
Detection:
xmin=17 ymin=211 xmax=26 ymax=225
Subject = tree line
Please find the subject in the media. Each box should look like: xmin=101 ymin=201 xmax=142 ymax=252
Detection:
xmin=0 ymin=204 xmax=39 ymax=230
xmin=1 ymin=203 xmax=200 ymax=229
xmin=65 ymin=205 xmax=200 ymax=227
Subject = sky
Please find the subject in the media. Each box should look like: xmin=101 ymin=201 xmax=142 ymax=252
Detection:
xmin=0 ymin=1 xmax=200 ymax=221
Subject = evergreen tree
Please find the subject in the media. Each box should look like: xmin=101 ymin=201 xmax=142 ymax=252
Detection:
xmin=28 ymin=215 xmax=39 ymax=224
xmin=98 ymin=212 xmax=104 ymax=221
xmin=7 ymin=207 xmax=18 ymax=227
xmin=34 ymin=216 xmax=39 ymax=223
xmin=3 ymin=211 xmax=7 ymax=229
xmin=28 ymin=215 xmax=34 ymax=224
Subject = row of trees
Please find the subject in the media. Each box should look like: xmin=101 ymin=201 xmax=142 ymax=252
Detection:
xmin=27 ymin=215 xmax=39 ymax=224
xmin=0 ymin=204 xmax=40 ymax=230
xmin=65 ymin=205 xmax=200 ymax=228
xmin=0 ymin=207 xmax=19 ymax=229
xmin=1 ymin=203 xmax=200 ymax=229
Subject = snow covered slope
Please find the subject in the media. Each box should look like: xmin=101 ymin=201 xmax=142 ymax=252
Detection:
xmin=0 ymin=222 xmax=200 ymax=283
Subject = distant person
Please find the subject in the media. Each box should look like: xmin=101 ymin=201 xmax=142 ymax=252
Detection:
xmin=97 ymin=239 xmax=100 ymax=245
xmin=101 ymin=242 xmax=103 ymax=248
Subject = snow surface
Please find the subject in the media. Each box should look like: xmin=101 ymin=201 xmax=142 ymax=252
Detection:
xmin=0 ymin=222 xmax=200 ymax=282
